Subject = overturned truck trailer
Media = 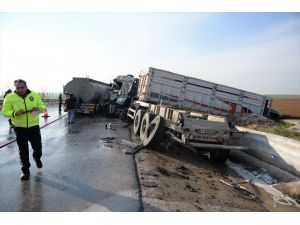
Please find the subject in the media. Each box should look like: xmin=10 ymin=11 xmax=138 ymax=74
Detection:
xmin=138 ymin=67 xmax=273 ymax=117
xmin=128 ymin=67 xmax=261 ymax=161
xmin=64 ymin=77 xmax=111 ymax=114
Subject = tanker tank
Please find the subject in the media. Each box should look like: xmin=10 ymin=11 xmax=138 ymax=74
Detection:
xmin=63 ymin=77 xmax=111 ymax=114
xmin=64 ymin=77 xmax=111 ymax=103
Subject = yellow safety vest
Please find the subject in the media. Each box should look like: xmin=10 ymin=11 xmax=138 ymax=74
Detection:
xmin=1 ymin=90 xmax=46 ymax=128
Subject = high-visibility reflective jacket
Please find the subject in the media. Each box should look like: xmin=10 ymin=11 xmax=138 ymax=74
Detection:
xmin=1 ymin=90 xmax=46 ymax=128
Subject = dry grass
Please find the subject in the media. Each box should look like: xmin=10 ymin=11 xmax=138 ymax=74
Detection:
xmin=272 ymin=99 xmax=300 ymax=118
xmin=247 ymin=122 xmax=300 ymax=141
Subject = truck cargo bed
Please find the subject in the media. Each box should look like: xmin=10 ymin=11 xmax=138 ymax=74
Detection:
xmin=137 ymin=67 xmax=272 ymax=117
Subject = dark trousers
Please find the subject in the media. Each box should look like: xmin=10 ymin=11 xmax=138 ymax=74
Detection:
xmin=14 ymin=126 xmax=42 ymax=173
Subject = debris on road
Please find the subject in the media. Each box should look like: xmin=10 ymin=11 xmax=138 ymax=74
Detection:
xmin=100 ymin=137 xmax=115 ymax=142
xmin=104 ymin=122 xmax=130 ymax=130
xmin=105 ymin=123 xmax=112 ymax=129
xmin=185 ymin=183 xmax=198 ymax=193
xmin=220 ymin=179 xmax=258 ymax=201
xmin=157 ymin=166 xmax=190 ymax=180
xmin=235 ymin=114 xmax=278 ymax=127
xmin=176 ymin=164 xmax=193 ymax=176
xmin=142 ymin=181 xmax=158 ymax=188
xmin=246 ymin=167 xmax=278 ymax=185
xmin=125 ymin=144 xmax=145 ymax=155
xmin=100 ymin=137 xmax=137 ymax=147
xmin=134 ymin=143 xmax=269 ymax=211
xmin=99 ymin=136 xmax=146 ymax=154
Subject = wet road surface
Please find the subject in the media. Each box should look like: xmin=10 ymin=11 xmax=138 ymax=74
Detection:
xmin=0 ymin=112 xmax=140 ymax=211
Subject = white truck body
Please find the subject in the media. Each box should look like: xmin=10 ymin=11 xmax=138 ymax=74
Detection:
xmin=137 ymin=67 xmax=272 ymax=117
xmin=128 ymin=67 xmax=252 ymax=161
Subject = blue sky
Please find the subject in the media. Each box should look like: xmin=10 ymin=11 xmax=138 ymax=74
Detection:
xmin=0 ymin=12 xmax=299 ymax=94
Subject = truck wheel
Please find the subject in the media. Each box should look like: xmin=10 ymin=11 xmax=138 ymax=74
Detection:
xmin=140 ymin=112 xmax=156 ymax=141
xmin=209 ymin=149 xmax=230 ymax=162
xmin=133 ymin=109 xmax=146 ymax=135
xmin=142 ymin=115 xmax=165 ymax=148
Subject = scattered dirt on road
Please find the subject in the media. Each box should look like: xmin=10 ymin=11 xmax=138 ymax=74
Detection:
xmin=234 ymin=114 xmax=278 ymax=127
xmin=274 ymin=182 xmax=300 ymax=205
xmin=130 ymin=132 xmax=267 ymax=212
xmin=135 ymin=145 xmax=267 ymax=212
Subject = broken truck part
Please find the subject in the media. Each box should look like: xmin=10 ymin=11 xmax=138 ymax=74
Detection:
xmin=129 ymin=102 xmax=248 ymax=161
xmin=108 ymin=74 xmax=139 ymax=118
xmin=128 ymin=67 xmax=251 ymax=162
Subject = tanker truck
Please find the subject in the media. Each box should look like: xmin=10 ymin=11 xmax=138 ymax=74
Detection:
xmin=63 ymin=77 xmax=111 ymax=114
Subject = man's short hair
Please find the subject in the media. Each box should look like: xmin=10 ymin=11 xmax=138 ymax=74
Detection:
xmin=14 ymin=79 xmax=27 ymax=86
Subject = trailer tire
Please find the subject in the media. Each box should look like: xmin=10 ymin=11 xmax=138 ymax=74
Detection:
xmin=142 ymin=115 xmax=165 ymax=148
xmin=133 ymin=109 xmax=146 ymax=135
xmin=140 ymin=112 xmax=156 ymax=141
xmin=209 ymin=149 xmax=230 ymax=162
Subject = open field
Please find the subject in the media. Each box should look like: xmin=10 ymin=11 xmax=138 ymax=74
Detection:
xmin=268 ymin=95 xmax=300 ymax=100
xmin=272 ymin=98 xmax=300 ymax=118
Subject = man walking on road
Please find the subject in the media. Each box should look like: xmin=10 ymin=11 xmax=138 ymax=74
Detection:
xmin=65 ymin=93 xmax=77 ymax=124
xmin=1 ymin=79 xmax=46 ymax=180
xmin=58 ymin=94 xmax=62 ymax=112
xmin=3 ymin=89 xmax=13 ymax=128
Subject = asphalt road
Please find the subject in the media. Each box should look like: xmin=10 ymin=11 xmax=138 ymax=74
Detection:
xmin=0 ymin=108 xmax=140 ymax=211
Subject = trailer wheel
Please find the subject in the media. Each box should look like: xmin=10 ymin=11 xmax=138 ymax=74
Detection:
xmin=142 ymin=115 xmax=165 ymax=148
xmin=209 ymin=149 xmax=230 ymax=162
xmin=140 ymin=112 xmax=156 ymax=141
xmin=133 ymin=109 xmax=146 ymax=135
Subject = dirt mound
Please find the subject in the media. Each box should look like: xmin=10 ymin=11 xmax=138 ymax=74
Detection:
xmin=234 ymin=114 xmax=278 ymax=127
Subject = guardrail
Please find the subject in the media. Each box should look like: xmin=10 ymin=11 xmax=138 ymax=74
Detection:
xmin=43 ymin=99 xmax=61 ymax=106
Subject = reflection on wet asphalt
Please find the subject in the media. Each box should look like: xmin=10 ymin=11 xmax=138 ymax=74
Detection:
xmin=0 ymin=113 xmax=140 ymax=211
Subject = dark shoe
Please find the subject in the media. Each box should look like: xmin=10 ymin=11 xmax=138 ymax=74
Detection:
xmin=35 ymin=159 xmax=43 ymax=169
xmin=20 ymin=172 xmax=30 ymax=181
